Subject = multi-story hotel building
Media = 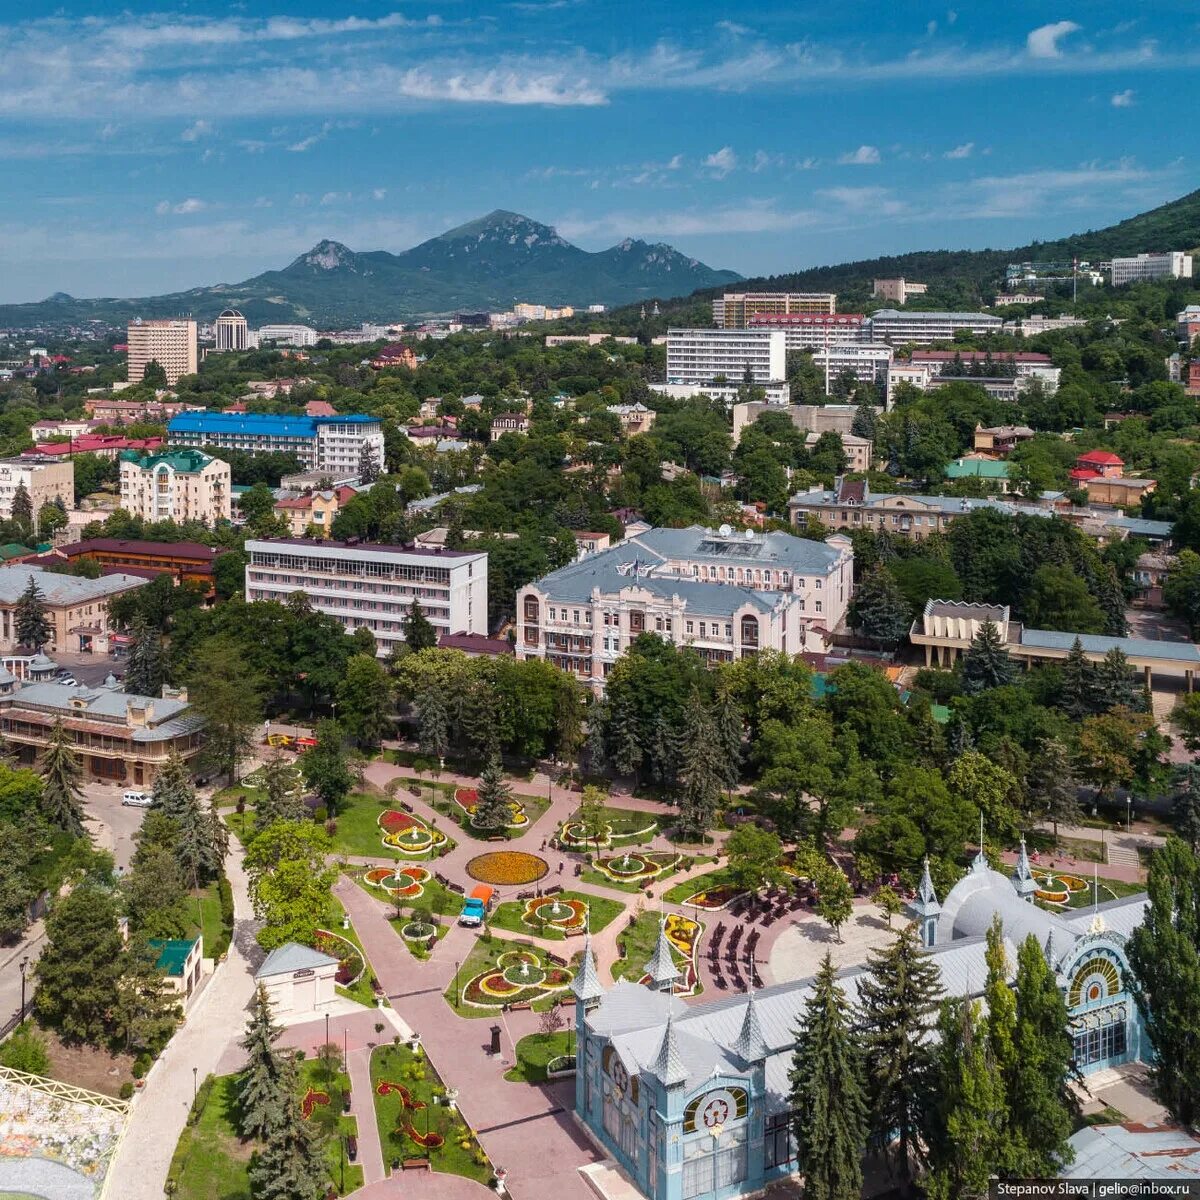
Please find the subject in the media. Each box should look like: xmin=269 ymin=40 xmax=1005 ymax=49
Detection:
xmin=907 ymin=349 xmax=1061 ymax=392
xmin=0 ymin=565 xmax=148 ymax=654
xmin=871 ymin=278 xmax=928 ymax=304
xmin=746 ymin=312 xmax=867 ymax=349
xmin=244 ymin=539 xmax=489 ymax=657
xmin=1110 ymin=252 xmax=1193 ymax=287
xmin=50 ymin=538 xmax=221 ymax=590
xmin=119 ymin=448 xmax=232 ymax=526
xmin=167 ymin=412 xmax=384 ymax=477
xmin=712 ymin=292 xmax=836 ymax=326
xmin=811 ymin=344 xmax=893 ymax=391
xmin=126 ymin=318 xmax=198 ymax=386
xmin=0 ymin=459 xmax=73 ymax=523
xmin=516 ymin=526 xmax=853 ymax=691
xmin=255 ymin=324 xmax=318 ymax=347
xmin=866 ymin=309 xmax=1002 ymax=345
xmin=213 ymin=309 xmax=249 ymax=352
xmin=665 ymin=330 xmax=787 ymax=389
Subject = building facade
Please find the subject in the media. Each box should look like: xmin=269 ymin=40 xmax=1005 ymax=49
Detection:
xmin=907 ymin=349 xmax=1061 ymax=393
xmin=167 ymin=411 xmax=384 ymax=476
xmin=746 ymin=313 xmax=867 ymax=349
xmin=0 ymin=681 xmax=203 ymax=785
xmin=516 ymin=526 xmax=853 ymax=691
xmin=713 ymin=292 xmax=837 ymax=327
xmin=273 ymin=487 xmax=355 ymax=537
xmin=52 ymin=538 xmax=220 ymax=589
xmin=665 ymin=330 xmax=787 ymax=388
xmin=119 ymin=448 xmax=232 ymax=526
xmin=572 ymin=853 xmax=1150 ymax=1200
xmin=244 ymin=538 xmax=488 ymax=657
xmin=872 ymin=278 xmax=928 ymax=304
xmin=127 ymin=319 xmax=198 ymax=385
xmin=0 ymin=459 xmax=73 ymax=523
xmin=649 ymin=382 xmax=791 ymax=408
xmin=608 ymin=404 xmax=657 ymax=435
xmin=213 ymin=309 xmax=249 ymax=352
xmin=255 ymin=324 xmax=318 ymax=347
xmin=1110 ymin=252 xmax=1193 ymax=286
xmin=0 ymin=566 xmax=147 ymax=654
xmin=812 ymin=344 xmax=893 ymax=391
xmin=866 ymin=310 xmax=1003 ymax=345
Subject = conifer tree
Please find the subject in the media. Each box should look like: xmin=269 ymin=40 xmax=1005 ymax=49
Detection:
xmin=39 ymin=718 xmax=86 ymax=837
xmin=416 ymin=686 xmax=450 ymax=765
xmin=1172 ymin=763 xmax=1200 ymax=853
xmin=712 ymin=683 xmax=743 ymax=792
xmin=849 ymin=564 xmax=910 ymax=647
xmin=606 ymin=694 xmax=641 ymax=778
xmin=961 ymin=621 xmax=1017 ymax=694
xmin=856 ymin=922 xmax=945 ymax=1185
xmin=238 ymin=984 xmax=288 ymax=1141
xmin=473 ymin=756 xmax=514 ymax=830
xmin=1009 ymin=934 xmax=1076 ymax=1175
xmin=1058 ymin=637 xmax=1093 ymax=720
xmin=1093 ymin=647 xmax=1143 ymax=712
xmin=926 ymin=997 xmax=1009 ymax=1200
xmin=789 ymin=953 xmax=868 ymax=1200
xmin=125 ymin=614 xmax=168 ymax=697
xmin=676 ymin=694 xmax=724 ymax=839
xmin=584 ymin=699 xmax=608 ymax=773
xmin=402 ymin=599 xmax=437 ymax=652
xmin=11 ymin=481 xmax=32 ymax=533
xmin=249 ymin=1052 xmax=330 ymax=1200
xmin=851 ymin=401 xmax=877 ymax=441
xmin=152 ymin=751 xmax=223 ymax=885
xmin=1028 ymin=737 xmax=1082 ymax=846
xmin=14 ymin=575 xmax=50 ymax=650
xmin=302 ymin=718 xmax=355 ymax=816
xmin=456 ymin=679 xmax=499 ymax=761
xmin=357 ymin=440 xmax=381 ymax=484
xmin=254 ymin=753 xmax=306 ymax=830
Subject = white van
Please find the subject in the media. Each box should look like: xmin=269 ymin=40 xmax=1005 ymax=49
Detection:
xmin=121 ymin=791 xmax=153 ymax=808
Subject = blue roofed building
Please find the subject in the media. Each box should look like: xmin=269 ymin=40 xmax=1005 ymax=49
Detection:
xmin=516 ymin=525 xmax=853 ymax=691
xmin=167 ymin=410 xmax=384 ymax=477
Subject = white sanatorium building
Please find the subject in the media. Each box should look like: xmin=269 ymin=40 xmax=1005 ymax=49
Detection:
xmin=244 ymin=538 xmax=488 ymax=657
xmin=517 ymin=525 xmax=853 ymax=691
xmin=1110 ymin=252 xmax=1193 ymax=286
xmin=665 ymin=329 xmax=787 ymax=389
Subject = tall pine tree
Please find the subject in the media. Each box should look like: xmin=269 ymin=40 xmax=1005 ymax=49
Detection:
xmin=152 ymin=751 xmax=224 ymax=885
xmin=1172 ymin=763 xmax=1200 ymax=853
xmin=849 ymin=565 xmax=910 ymax=647
xmin=1028 ymin=737 xmax=1082 ymax=846
xmin=125 ymin=614 xmax=168 ymax=697
xmin=1058 ymin=637 xmax=1094 ymax=719
xmin=14 ymin=575 xmax=50 ymax=650
xmin=675 ymin=693 xmax=724 ymax=840
xmin=402 ymin=599 xmax=437 ymax=652
xmin=416 ymin=687 xmax=450 ymax=765
xmin=961 ymin=621 xmax=1017 ymax=694
xmin=238 ymin=984 xmax=288 ymax=1141
xmin=249 ymin=1053 xmax=330 ymax=1200
xmin=856 ymin=923 xmax=944 ymax=1185
xmin=473 ymin=756 xmax=514 ymax=830
xmin=39 ymin=718 xmax=86 ymax=837
xmin=789 ymin=953 xmax=868 ymax=1200
xmin=254 ymin=753 xmax=306 ymax=830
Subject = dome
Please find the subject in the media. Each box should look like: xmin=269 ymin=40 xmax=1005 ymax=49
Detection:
xmin=938 ymin=863 xmax=1074 ymax=951
xmin=217 ymin=308 xmax=245 ymax=319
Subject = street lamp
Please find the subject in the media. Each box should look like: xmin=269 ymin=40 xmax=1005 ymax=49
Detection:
xmin=192 ymin=1066 xmax=198 ymax=1109
xmin=453 ymin=960 xmax=460 ymax=1010
xmin=1127 ymin=794 xmax=1132 ymax=832
xmin=18 ymin=956 xmax=29 ymax=1022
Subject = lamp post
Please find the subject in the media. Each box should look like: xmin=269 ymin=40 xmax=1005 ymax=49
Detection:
xmin=192 ymin=1066 xmax=198 ymax=1109
xmin=1126 ymin=794 xmax=1132 ymax=832
xmin=454 ymin=960 xmax=460 ymax=1010
xmin=18 ymin=956 xmax=29 ymax=1022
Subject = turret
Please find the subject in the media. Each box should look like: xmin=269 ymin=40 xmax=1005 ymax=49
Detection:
xmin=652 ymin=1010 xmax=687 ymax=1088
xmin=644 ymin=918 xmax=680 ymax=994
xmin=1011 ymin=836 xmax=1038 ymax=903
xmin=907 ymin=857 xmax=941 ymax=948
xmin=731 ymin=988 xmax=768 ymax=1063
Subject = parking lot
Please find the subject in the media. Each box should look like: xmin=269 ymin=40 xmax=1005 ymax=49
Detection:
xmin=83 ymin=780 xmax=150 ymax=873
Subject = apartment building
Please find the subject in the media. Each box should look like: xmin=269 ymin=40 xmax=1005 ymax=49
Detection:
xmin=0 ymin=459 xmax=73 ymax=522
xmin=490 ymin=413 xmax=531 ymax=441
xmin=244 ymin=538 xmax=489 ymax=657
xmin=51 ymin=538 xmax=220 ymax=589
xmin=866 ymin=310 xmax=1003 ymax=345
xmin=256 ymin=324 xmax=318 ymax=347
xmin=666 ymin=329 xmax=787 ymax=388
xmin=273 ymin=487 xmax=355 ymax=537
xmin=746 ymin=312 xmax=867 ymax=349
xmin=23 ymin=435 xmax=164 ymax=462
xmin=213 ymin=309 xmax=248 ymax=352
xmin=908 ymin=349 xmax=1061 ymax=392
xmin=119 ymin=448 xmax=231 ymax=526
xmin=1002 ymin=315 xmax=1089 ymax=338
xmin=0 ymin=565 xmax=147 ymax=654
xmin=649 ymin=381 xmax=791 ymax=407
xmin=167 ymin=411 xmax=384 ymax=476
xmin=872 ymin=279 xmax=928 ymax=305
xmin=516 ymin=525 xmax=853 ymax=690
xmin=713 ymin=292 xmax=837 ymax=327
xmin=127 ymin=319 xmax=198 ymax=386
xmin=812 ymin=344 xmax=893 ymax=390
xmin=84 ymin=397 xmax=197 ymax=423
xmin=1110 ymin=252 xmax=1193 ymax=287
xmin=732 ymin=402 xmax=867 ymax=444
xmin=607 ymin=403 xmax=656 ymax=435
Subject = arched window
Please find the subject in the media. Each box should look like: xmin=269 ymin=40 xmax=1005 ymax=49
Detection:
xmin=740 ymin=615 xmax=759 ymax=646
xmin=523 ymin=596 xmax=540 ymax=621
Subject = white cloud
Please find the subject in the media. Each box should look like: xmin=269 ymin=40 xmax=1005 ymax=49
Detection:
xmin=1026 ymin=21 xmax=1081 ymax=59
xmin=817 ymin=186 xmax=908 ymax=217
xmin=288 ymin=123 xmax=332 ymax=153
xmin=702 ymin=146 xmax=738 ymax=177
xmin=838 ymin=144 xmax=880 ymax=165
xmin=944 ymin=141 xmax=974 ymax=159
xmin=372 ymin=188 xmax=388 ymax=200
xmin=1111 ymin=88 xmax=1136 ymax=106
xmin=319 ymin=191 xmax=351 ymax=206
xmin=716 ymin=21 xmax=750 ymax=36
xmin=666 ymin=154 xmax=684 ymax=170
xmin=180 ymin=120 xmax=212 ymax=142
xmin=155 ymin=197 xmax=207 ymax=215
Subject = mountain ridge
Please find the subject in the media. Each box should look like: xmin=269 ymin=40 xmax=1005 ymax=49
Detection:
xmin=0 ymin=210 xmax=741 ymax=328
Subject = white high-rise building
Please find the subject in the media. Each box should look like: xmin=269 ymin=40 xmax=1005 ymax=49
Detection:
xmin=213 ymin=309 xmax=249 ymax=352
xmin=866 ymin=310 xmax=1002 ymax=345
xmin=256 ymin=324 xmax=318 ymax=347
xmin=1110 ymin=253 xmax=1193 ymax=287
xmin=665 ymin=329 xmax=786 ymax=388
xmin=126 ymin=319 xmax=198 ymax=386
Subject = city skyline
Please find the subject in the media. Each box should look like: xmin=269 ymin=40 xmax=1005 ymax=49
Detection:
xmin=0 ymin=0 xmax=1195 ymax=301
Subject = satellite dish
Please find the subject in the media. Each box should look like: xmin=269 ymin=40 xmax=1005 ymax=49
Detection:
xmin=718 ymin=523 xmax=733 ymax=537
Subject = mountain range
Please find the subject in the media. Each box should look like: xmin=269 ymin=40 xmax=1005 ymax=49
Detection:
xmin=0 ymin=211 xmax=742 ymax=329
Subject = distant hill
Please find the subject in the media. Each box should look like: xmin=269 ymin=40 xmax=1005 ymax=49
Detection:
xmin=610 ymin=187 xmax=1200 ymax=320
xmin=0 ymin=210 xmax=742 ymax=329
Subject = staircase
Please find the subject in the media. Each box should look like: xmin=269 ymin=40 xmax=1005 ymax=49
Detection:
xmin=1105 ymin=841 xmax=1141 ymax=870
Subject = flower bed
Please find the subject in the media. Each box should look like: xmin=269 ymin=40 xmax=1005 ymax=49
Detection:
xmin=594 ymin=850 xmax=680 ymax=882
xmin=1034 ymin=871 xmax=1090 ymax=905
xmin=465 ymin=851 xmax=548 ymax=886
xmin=522 ymin=896 xmax=588 ymax=932
xmin=681 ymin=885 xmax=744 ymax=910
xmin=377 ymin=810 xmax=448 ymax=856
xmin=314 ymin=927 xmax=366 ymax=986
xmin=558 ymin=816 xmax=658 ymax=848
xmin=300 ymin=1087 xmax=330 ymax=1120
xmin=364 ymin=865 xmax=432 ymax=900
xmin=455 ymin=786 xmax=529 ymax=829
xmin=377 ymin=1080 xmax=444 ymax=1150
xmin=401 ymin=920 xmax=438 ymax=943
xmin=461 ymin=949 xmax=574 ymax=1010
xmin=631 ymin=913 xmax=703 ymax=996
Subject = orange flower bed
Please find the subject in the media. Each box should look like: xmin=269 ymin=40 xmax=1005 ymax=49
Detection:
xmin=377 ymin=1080 xmax=427 ymax=1110
xmin=465 ymin=851 xmax=548 ymax=885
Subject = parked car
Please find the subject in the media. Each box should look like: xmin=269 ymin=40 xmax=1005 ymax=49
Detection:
xmin=58 ymin=676 xmax=78 ymax=687
xmin=121 ymin=791 xmax=153 ymax=808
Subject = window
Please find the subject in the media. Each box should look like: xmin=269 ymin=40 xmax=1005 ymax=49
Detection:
xmin=815 ymin=578 xmax=822 ymax=590
xmin=686 ymin=621 xmax=694 ymax=635
xmin=725 ymin=624 xmax=732 ymax=637
xmin=815 ymin=601 xmax=822 ymax=614
xmin=699 ymin=623 xmax=706 ymax=637
xmin=682 ymin=1129 xmax=747 ymax=1200
xmin=764 ymin=1112 xmax=795 ymax=1169
xmin=1072 ymin=1018 xmax=1126 ymax=1067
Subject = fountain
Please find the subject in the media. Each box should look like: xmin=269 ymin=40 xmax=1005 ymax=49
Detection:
xmin=520 ymin=959 xmax=530 ymax=979
xmin=621 ymin=852 xmax=632 ymax=871
xmin=551 ymin=897 xmax=565 ymax=919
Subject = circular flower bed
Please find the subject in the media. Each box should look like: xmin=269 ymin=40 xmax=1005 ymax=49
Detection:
xmin=377 ymin=810 xmax=447 ymax=856
xmin=559 ymin=820 xmax=614 ymax=848
xmin=595 ymin=851 xmax=680 ymax=882
xmin=501 ymin=960 xmax=547 ymax=987
xmin=364 ymin=865 xmax=432 ymax=900
xmin=313 ymin=928 xmax=365 ymax=986
xmin=1034 ymin=871 xmax=1090 ymax=905
xmin=455 ymin=786 xmax=529 ymax=829
xmin=682 ymin=885 xmax=744 ymax=911
xmin=523 ymin=896 xmax=588 ymax=931
xmin=462 ymin=948 xmax=574 ymax=1008
xmin=300 ymin=1087 xmax=330 ymax=1120
xmin=402 ymin=920 xmax=438 ymax=942
xmin=465 ymin=851 xmax=549 ymax=886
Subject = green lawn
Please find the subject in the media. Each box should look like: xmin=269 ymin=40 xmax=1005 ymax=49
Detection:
xmin=391 ymin=916 xmax=450 ymax=960
xmin=610 ymin=912 xmax=700 ymax=989
xmin=560 ymin=805 xmax=661 ymax=848
xmin=580 ymin=852 xmax=695 ymax=894
xmin=504 ymin=1031 xmax=576 ymax=1083
xmin=352 ymin=868 xmax=464 ymax=920
xmin=184 ymin=882 xmax=230 ymax=959
xmin=329 ymin=791 xmax=457 ymax=860
xmin=663 ymin=866 xmax=742 ymax=906
xmin=1061 ymin=877 xmax=1145 ymax=910
xmin=329 ymin=900 xmax=381 ymax=1008
xmin=370 ymin=1043 xmax=492 ymax=1183
xmin=444 ymin=937 xmax=575 ymax=1018
xmin=489 ymin=891 xmax=624 ymax=941
xmin=297 ymin=1057 xmax=366 ymax=1194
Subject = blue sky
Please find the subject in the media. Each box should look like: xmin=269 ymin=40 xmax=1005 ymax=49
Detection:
xmin=0 ymin=1 xmax=1195 ymax=302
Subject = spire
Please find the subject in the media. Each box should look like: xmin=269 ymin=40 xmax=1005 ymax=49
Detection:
xmin=732 ymin=988 xmax=768 ymax=1063
xmin=644 ymin=918 xmax=680 ymax=992
xmin=906 ymin=856 xmax=941 ymax=947
xmin=918 ymin=857 xmax=940 ymax=908
xmin=571 ymin=928 xmax=604 ymax=1006
xmin=652 ymin=1010 xmax=687 ymax=1087
xmin=972 ymin=812 xmax=988 ymax=872
xmin=1011 ymin=836 xmax=1038 ymax=902
xmin=1044 ymin=927 xmax=1061 ymax=971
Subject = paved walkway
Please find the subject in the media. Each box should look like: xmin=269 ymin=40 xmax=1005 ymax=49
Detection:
xmin=107 ymin=836 xmax=260 ymax=1200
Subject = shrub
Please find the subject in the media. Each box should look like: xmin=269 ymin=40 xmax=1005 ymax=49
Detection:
xmin=314 ymin=806 xmax=328 ymax=823
xmin=325 ymin=818 xmax=338 ymax=835
xmin=132 ymin=1055 xmax=151 ymax=1079
xmin=0 ymin=1026 xmax=50 ymax=1075
xmin=294 ymin=1049 xmax=306 ymax=1061
xmin=119 ymin=1081 xmax=134 ymax=1100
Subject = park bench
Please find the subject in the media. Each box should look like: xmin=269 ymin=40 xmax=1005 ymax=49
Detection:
xmin=447 ymin=881 xmax=465 ymax=895
xmin=434 ymin=872 xmax=450 ymax=887
xmin=544 ymin=884 xmax=563 ymax=896
xmin=506 ymin=1001 xmax=533 ymax=1012
xmin=347 ymin=1135 xmax=358 ymax=1162
xmin=516 ymin=889 xmax=535 ymax=901
xmin=558 ymin=995 xmax=576 ymax=1006
xmin=402 ymin=1158 xmax=430 ymax=1171
xmin=546 ymin=952 xmax=567 ymax=966
xmin=400 ymin=800 xmax=415 ymax=813
xmin=487 ymin=835 xmax=506 ymax=843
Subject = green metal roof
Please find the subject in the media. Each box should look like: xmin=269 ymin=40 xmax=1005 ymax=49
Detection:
xmin=149 ymin=937 xmax=198 ymax=976
xmin=0 ymin=543 xmax=28 ymax=560
xmin=945 ymin=458 xmax=1010 ymax=480
xmin=119 ymin=448 xmax=218 ymax=473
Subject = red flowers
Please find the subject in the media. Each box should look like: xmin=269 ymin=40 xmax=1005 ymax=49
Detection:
xmin=300 ymin=1088 xmax=330 ymax=1120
